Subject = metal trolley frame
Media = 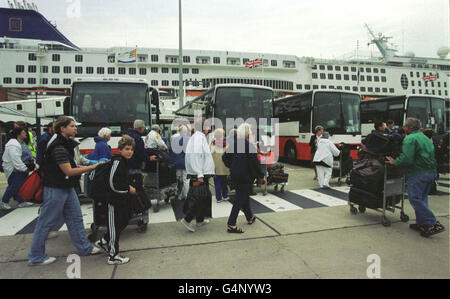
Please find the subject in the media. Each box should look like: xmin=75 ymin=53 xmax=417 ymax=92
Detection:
xmin=143 ymin=159 xmax=177 ymax=213
xmin=348 ymin=164 xmax=410 ymax=227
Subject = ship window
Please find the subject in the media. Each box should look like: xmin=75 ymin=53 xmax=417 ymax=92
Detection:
xmin=389 ymin=88 xmax=395 ymax=93
xmin=63 ymin=66 xmax=71 ymax=74
xmin=313 ymin=85 xmax=318 ymax=89
xmin=75 ymin=66 xmax=83 ymax=74
xmin=97 ymin=67 xmax=105 ymax=74
xmin=312 ymin=65 xmax=317 ymax=70
xmin=172 ymin=80 xmax=179 ymax=86
xmin=352 ymin=86 xmax=358 ymax=91
xmin=335 ymin=66 xmax=341 ymax=71
xmin=162 ymin=80 xmax=169 ymax=86
xmin=351 ymin=75 xmax=357 ymax=81
xmin=118 ymin=67 xmax=126 ymax=75
xmin=108 ymin=67 xmax=115 ymax=74
xmin=360 ymin=87 xmax=366 ymax=92
xmin=366 ymin=68 xmax=371 ymax=73
xmin=213 ymin=57 xmax=220 ymax=64
xmin=400 ymin=74 xmax=408 ymax=90
xmin=151 ymin=80 xmax=158 ymax=85
xmin=41 ymin=66 xmax=48 ymax=73
xmin=183 ymin=68 xmax=189 ymax=74
xmin=75 ymin=55 xmax=83 ymax=62
xmin=192 ymin=68 xmax=199 ymax=74
xmin=328 ymin=74 xmax=334 ymax=80
xmin=327 ymin=65 xmax=333 ymax=71
xmin=129 ymin=68 xmax=136 ymax=75
xmin=305 ymin=84 xmax=311 ymax=90
xmin=312 ymin=73 xmax=318 ymax=79
xmin=86 ymin=67 xmax=94 ymax=74
xmin=380 ymin=69 xmax=386 ymax=73
xmin=344 ymin=74 xmax=349 ymax=81
xmin=52 ymin=66 xmax=60 ymax=73
xmin=16 ymin=65 xmax=25 ymax=73
xmin=320 ymin=73 xmax=326 ymax=79
xmin=351 ymin=67 xmax=357 ymax=72
xmin=271 ymin=60 xmax=277 ymax=67
xmin=366 ymin=75 xmax=372 ymax=82
xmin=27 ymin=78 xmax=36 ymax=84
xmin=373 ymin=68 xmax=379 ymax=73
xmin=336 ymin=74 xmax=342 ymax=80
xmin=28 ymin=65 xmax=37 ymax=73
xmin=183 ymin=56 xmax=190 ymax=63
xmin=63 ymin=79 xmax=72 ymax=85
xmin=51 ymin=78 xmax=60 ymax=85
xmin=345 ymin=86 xmax=350 ymax=90
xmin=162 ymin=68 xmax=169 ymax=73
xmin=3 ymin=77 xmax=12 ymax=84
xmin=375 ymin=87 xmax=380 ymax=93
xmin=151 ymin=55 xmax=158 ymax=62
xmin=374 ymin=76 xmax=379 ymax=82
xmin=329 ymin=86 xmax=334 ymax=89
xmin=151 ymin=67 xmax=158 ymax=73
xmin=368 ymin=87 xmax=373 ymax=92
xmin=172 ymin=68 xmax=179 ymax=74
xmin=108 ymin=55 xmax=115 ymax=63
xmin=52 ymin=54 xmax=60 ymax=62
xmin=343 ymin=66 xmax=349 ymax=71
xmin=41 ymin=78 xmax=48 ymax=85
xmin=381 ymin=77 xmax=386 ymax=82
xmin=166 ymin=56 xmax=178 ymax=63
xmin=17 ymin=104 xmax=23 ymax=110
xmin=319 ymin=65 xmax=325 ymax=70
xmin=296 ymin=84 xmax=302 ymax=89
xmin=382 ymin=88 xmax=387 ymax=93
xmin=359 ymin=75 xmax=365 ymax=81
xmin=28 ymin=53 xmax=37 ymax=61
xmin=321 ymin=85 xmax=326 ymax=89
xmin=336 ymin=86 xmax=342 ymax=90
xmin=139 ymin=68 xmax=147 ymax=75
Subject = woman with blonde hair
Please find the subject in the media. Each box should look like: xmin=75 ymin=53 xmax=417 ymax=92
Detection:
xmin=210 ymin=128 xmax=230 ymax=203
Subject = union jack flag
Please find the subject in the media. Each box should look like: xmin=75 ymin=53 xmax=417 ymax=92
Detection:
xmin=245 ymin=59 xmax=263 ymax=69
xmin=423 ymin=75 xmax=437 ymax=81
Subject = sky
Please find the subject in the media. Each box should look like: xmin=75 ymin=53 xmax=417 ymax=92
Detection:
xmin=4 ymin=0 xmax=450 ymax=59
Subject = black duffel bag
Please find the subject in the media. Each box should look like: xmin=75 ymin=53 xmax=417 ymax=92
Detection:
xmin=183 ymin=182 xmax=212 ymax=218
xmin=348 ymin=158 xmax=384 ymax=195
xmin=129 ymin=189 xmax=152 ymax=214
xmin=349 ymin=187 xmax=383 ymax=209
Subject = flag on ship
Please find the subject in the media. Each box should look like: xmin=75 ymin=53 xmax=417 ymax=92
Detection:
xmin=423 ymin=74 xmax=437 ymax=81
xmin=245 ymin=58 xmax=263 ymax=69
xmin=117 ymin=48 xmax=137 ymax=63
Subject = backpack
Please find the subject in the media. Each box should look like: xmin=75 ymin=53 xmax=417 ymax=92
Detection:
xmin=86 ymin=160 xmax=114 ymax=198
xmin=18 ymin=169 xmax=44 ymax=204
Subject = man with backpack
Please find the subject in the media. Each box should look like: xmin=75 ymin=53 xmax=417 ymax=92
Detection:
xmin=93 ymin=135 xmax=137 ymax=265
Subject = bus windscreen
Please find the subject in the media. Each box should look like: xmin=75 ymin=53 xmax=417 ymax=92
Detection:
xmin=214 ymin=87 xmax=273 ymax=121
xmin=313 ymin=92 xmax=360 ymax=134
xmin=71 ymin=82 xmax=149 ymax=136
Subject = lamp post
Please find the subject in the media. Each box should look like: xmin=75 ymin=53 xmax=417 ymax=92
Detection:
xmin=178 ymin=0 xmax=184 ymax=109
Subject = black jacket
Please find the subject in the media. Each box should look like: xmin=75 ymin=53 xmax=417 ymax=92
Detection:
xmin=108 ymin=155 xmax=131 ymax=203
xmin=222 ymin=139 xmax=264 ymax=185
xmin=125 ymin=129 xmax=147 ymax=170
xmin=43 ymin=134 xmax=80 ymax=189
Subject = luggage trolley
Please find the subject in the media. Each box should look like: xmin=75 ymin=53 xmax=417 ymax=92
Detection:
xmin=143 ymin=159 xmax=177 ymax=213
xmin=332 ymin=143 xmax=354 ymax=186
xmin=88 ymin=195 xmax=149 ymax=242
xmin=348 ymin=163 xmax=409 ymax=227
xmin=258 ymin=151 xmax=288 ymax=196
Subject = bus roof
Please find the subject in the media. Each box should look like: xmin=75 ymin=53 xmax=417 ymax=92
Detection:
xmin=361 ymin=94 xmax=447 ymax=103
xmin=275 ymin=89 xmax=361 ymax=102
xmin=72 ymin=77 xmax=149 ymax=85
xmin=214 ymin=83 xmax=273 ymax=91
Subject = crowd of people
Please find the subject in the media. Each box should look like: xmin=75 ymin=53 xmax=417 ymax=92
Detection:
xmin=0 ymin=115 xmax=447 ymax=267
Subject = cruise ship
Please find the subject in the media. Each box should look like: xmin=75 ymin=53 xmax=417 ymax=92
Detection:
xmin=1 ymin=4 xmax=449 ymax=111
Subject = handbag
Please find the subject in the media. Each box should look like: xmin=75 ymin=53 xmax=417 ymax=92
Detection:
xmin=17 ymin=169 xmax=44 ymax=204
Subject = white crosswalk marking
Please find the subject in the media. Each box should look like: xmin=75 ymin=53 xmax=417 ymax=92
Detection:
xmin=290 ymin=189 xmax=348 ymax=207
xmin=251 ymin=193 xmax=303 ymax=211
xmin=0 ymin=206 xmax=40 ymax=236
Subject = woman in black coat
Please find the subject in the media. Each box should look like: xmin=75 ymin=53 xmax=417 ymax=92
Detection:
xmin=222 ymin=123 xmax=266 ymax=233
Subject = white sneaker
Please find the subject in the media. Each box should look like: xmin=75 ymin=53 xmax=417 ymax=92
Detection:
xmin=18 ymin=202 xmax=34 ymax=208
xmin=107 ymin=255 xmax=130 ymax=265
xmin=196 ymin=219 xmax=211 ymax=227
xmin=28 ymin=256 xmax=56 ymax=266
xmin=90 ymin=246 xmax=102 ymax=255
xmin=181 ymin=218 xmax=196 ymax=232
xmin=0 ymin=202 xmax=12 ymax=210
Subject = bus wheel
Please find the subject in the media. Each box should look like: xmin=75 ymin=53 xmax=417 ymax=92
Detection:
xmin=285 ymin=143 xmax=297 ymax=164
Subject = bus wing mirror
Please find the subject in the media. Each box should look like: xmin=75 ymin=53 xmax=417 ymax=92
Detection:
xmin=150 ymin=89 xmax=159 ymax=106
xmin=63 ymin=96 xmax=71 ymax=115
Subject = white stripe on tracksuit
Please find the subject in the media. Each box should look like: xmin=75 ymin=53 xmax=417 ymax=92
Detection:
xmin=108 ymin=204 xmax=116 ymax=258
xmin=109 ymin=160 xmax=129 ymax=194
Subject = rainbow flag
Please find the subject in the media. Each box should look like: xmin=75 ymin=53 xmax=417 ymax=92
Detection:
xmin=117 ymin=49 xmax=137 ymax=63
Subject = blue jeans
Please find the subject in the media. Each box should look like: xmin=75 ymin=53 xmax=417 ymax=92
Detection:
xmin=227 ymin=184 xmax=254 ymax=226
xmin=2 ymin=171 xmax=28 ymax=204
xmin=407 ymin=172 xmax=437 ymax=226
xmin=28 ymin=187 xmax=93 ymax=264
xmin=214 ymin=175 xmax=228 ymax=201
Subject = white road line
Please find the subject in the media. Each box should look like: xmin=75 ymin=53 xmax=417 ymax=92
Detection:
xmin=0 ymin=206 xmax=40 ymax=237
xmin=251 ymin=193 xmax=303 ymax=212
xmin=437 ymin=185 xmax=449 ymax=194
xmin=290 ymin=189 xmax=348 ymax=207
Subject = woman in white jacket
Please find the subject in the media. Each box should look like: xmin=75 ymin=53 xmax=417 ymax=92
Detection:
xmin=313 ymin=131 xmax=341 ymax=189
xmin=1 ymin=127 xmax=34 ymax=210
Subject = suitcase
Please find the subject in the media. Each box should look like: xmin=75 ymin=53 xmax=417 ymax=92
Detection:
xmin=348 ymin=187 xmax=382 ymax=209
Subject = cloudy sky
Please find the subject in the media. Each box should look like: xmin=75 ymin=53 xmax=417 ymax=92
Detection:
xmin=5 ymin=0 xmax=450 ymax=58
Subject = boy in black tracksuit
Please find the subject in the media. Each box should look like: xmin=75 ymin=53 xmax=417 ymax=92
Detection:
xmin=95 ymin=135 xmax=136 ymax=265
